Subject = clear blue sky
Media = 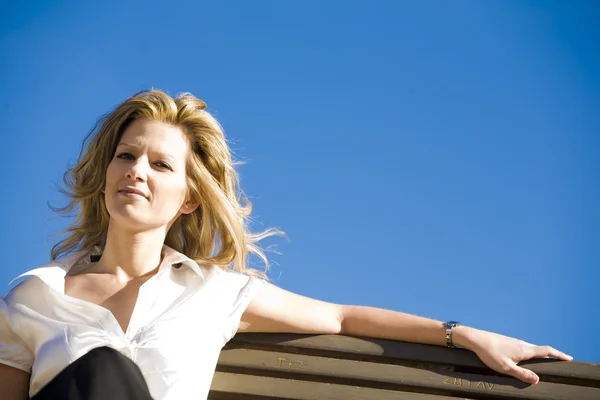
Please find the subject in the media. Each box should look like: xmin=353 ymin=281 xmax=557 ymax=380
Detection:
xmin=1 ymin=1 xmax=598 ymax=363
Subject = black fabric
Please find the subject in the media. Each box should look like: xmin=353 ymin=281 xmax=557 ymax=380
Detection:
xmin=31 ymin=346 xmax=154 ymax=400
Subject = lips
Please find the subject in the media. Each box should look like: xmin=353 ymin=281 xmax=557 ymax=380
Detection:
xmin=118 ymin=187 xmax=148 ymax=199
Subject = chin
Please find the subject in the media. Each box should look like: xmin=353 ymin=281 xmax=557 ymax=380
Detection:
xmin=108 ymin=208 xmax=157 ymax=231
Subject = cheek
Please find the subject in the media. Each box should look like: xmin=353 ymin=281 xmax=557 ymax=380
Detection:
xmin=104 ymin=162 xmax=118 ymax=189
xmin=103 ymin=164 xmax=117 ymax=211
xmin=156 ymin=181 xmax=188 ymax=208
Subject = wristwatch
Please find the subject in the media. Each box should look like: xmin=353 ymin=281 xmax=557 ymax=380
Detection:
xmin=445 ymin=321 xmax=460 ymax=348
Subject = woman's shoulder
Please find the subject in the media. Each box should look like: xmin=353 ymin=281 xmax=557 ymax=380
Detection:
xmin=2 ymin=252 xmax=87 ymax=306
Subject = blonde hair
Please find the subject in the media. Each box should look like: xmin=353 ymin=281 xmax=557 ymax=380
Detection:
xmin=52 ymin=89 xmax=282 ymax=275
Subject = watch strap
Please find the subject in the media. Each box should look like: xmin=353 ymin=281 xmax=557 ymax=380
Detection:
xmin=445 ymin=321 xmax=460 ymax=348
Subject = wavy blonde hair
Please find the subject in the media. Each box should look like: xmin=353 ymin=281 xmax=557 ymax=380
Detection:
xmin=52 ymin=89 xmax=282 ymax=275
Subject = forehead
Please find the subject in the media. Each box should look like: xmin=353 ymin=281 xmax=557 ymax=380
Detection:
xmin=119 ymin=120 xmax=189 ymax=158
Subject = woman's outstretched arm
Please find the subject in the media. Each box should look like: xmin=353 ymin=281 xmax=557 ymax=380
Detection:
xmin=240 ymin=282 xmax=572 ymax=385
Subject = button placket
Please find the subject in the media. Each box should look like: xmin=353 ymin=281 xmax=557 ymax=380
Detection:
xmin=129 ymin=335 xmax=139 ymax=360
xmin=126 ymin=265 xmax=170 ymax=340
xmin=126 ymin=276 xmax=154 ymax=340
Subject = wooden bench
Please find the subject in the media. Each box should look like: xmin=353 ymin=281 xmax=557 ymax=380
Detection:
xmin=209 ymin=333 xmax=600 ymax=400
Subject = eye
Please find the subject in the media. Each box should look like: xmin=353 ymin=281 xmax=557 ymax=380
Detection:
xmin=155 ymin=161 xmax=173 ymax=171
xmin=116 ymin=152 xmax=135 ymax=160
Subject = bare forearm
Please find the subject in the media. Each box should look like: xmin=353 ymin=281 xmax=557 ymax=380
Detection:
xmin=340 ymin=305 xmax=474 ymax=348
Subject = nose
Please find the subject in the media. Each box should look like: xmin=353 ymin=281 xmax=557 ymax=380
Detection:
xmin=126 ymin=159 xmax=148 ymax=182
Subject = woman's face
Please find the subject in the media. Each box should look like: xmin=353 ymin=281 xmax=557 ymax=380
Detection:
xmin=104 ymin=119 xmax=196 ymax=232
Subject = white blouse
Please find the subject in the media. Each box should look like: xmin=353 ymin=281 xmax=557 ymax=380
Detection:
xmin=0 ymin=246 xmax=264 ymax=399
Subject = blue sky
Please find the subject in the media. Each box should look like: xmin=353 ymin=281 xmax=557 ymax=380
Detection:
xmin=1 ymin=1 xmax=598 ymax=363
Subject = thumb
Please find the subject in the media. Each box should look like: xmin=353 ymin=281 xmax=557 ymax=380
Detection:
xmin=509 ymin=365 xmax=539 ymax=384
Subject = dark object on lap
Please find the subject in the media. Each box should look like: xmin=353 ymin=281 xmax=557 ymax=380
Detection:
xmin=32 ymin=347 xmax=153 ymax=400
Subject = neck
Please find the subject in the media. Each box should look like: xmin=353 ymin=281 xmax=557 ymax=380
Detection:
xmin=95 ymin=222 xmax=167 ymax=281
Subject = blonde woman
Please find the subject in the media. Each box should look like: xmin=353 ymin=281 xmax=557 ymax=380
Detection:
xmin=0 ymin=90 xmax=571 ymax=400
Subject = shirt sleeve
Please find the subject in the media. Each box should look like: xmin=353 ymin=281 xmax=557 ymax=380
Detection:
xmin=0 ymin=297 xmax=34 ymax=372
xmin=211 ymin=268 xmax=266 ymax=346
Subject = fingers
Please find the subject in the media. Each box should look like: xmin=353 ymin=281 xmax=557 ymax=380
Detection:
xmin=527 ymin=345 xmax=573 ymax=361
xmin=504 ymin=362 xmax=540 ymax=384
xmin=515 ymin=366 xmax=540 ymax=384
xmin=504 ymin=344 xmax=573 ymax=384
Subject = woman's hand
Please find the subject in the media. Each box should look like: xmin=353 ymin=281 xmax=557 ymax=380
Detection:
xmin=455 ymin=326 xmax=573 ymax=384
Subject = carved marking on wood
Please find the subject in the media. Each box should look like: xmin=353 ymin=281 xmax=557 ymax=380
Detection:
xmin=442 ymin=378 xmax=494 ymax=390
xmin=276 ymin=356 xmax=307 ymax=370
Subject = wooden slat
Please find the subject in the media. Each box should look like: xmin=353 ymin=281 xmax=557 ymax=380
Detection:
xmin=209 ymin=372 xmax=475 ymax=400
xmin=216 ymin=348 xmax=600 ymax=400
xmin=228 ymin=334 xmax=600 ymax=386
xmin=229 ymin=334 xmax=484 ymax=367
xmin=510 ymin=358 xmax=600 ymax=386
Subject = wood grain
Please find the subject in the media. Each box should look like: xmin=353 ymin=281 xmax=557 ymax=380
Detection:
xmin=209 ymin=334 xmax=600 ymax=400
xmin=216 ymin=348 xmax=600 ymax=400
xmin=210 ymin=372 xmax=475 ymax=400
xmin=227 ymin=334 xmax=600 ymax=386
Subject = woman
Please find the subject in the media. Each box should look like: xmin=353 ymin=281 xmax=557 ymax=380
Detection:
xmin=0 ymin=90 xmax=571 ymax=400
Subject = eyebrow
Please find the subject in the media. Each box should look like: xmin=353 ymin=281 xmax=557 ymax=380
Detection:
xmin=116 ymin=142 xmax=177 ymax=161
xmin=117 ymin=142 xmax=139 ymax=148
